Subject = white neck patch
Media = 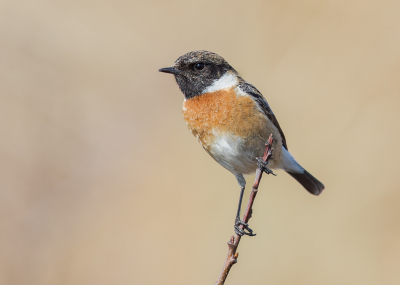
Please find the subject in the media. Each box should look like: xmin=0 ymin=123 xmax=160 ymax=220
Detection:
xmin=203 ymin=72 xmax=238 ymax=93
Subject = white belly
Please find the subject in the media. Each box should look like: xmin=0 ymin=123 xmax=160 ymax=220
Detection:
xmin=208 ymin=134 xmax=276 ymax=175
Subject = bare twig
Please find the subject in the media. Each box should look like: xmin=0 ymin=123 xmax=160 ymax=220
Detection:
xmin=215 ymin=134 xmax=274 ymax=285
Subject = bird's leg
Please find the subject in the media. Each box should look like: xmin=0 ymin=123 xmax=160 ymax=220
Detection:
xmin=257 ymin=157 xmax=276 ymax=176
xmin=234 ymin=186 xmax=256 ymax=236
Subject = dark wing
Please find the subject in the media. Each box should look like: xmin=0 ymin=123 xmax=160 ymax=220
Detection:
xmin=238 ymin=81 xmax=288 ymax=150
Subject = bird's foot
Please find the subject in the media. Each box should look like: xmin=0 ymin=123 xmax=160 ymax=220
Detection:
xmin=234 ymin=217 xmax=256 ymax=236
xmin=257 ymin=157 xmax=276 ymax=176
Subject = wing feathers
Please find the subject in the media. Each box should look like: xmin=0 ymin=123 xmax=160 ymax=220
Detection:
xmin=237 ymin=80 xmax=288 ymax=150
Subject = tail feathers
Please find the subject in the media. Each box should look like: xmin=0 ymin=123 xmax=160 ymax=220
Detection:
xmin=286 ymin=170 xmax=325 ymax=196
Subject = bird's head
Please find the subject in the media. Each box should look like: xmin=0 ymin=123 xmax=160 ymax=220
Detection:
xmin=159 ymin=50 xmax=238 ymax=99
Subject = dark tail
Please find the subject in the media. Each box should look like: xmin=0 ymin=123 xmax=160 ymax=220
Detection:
xmin=286 ymin=170 xmax=325 ymax=195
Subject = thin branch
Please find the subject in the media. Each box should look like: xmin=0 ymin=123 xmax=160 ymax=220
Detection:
xmin=215 ymin=134 xmax=274 ymax=285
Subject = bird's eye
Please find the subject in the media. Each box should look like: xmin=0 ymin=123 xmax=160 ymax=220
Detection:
xmin=194 ymin=62 xmax=205 ymax=71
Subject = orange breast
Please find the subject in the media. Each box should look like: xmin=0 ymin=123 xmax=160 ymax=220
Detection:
xmin=182 ymin=88 xmax=267 ymax=150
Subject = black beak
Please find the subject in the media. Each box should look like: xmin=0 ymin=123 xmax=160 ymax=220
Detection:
xmin=159 ymin=67 xmax=181 ymax=75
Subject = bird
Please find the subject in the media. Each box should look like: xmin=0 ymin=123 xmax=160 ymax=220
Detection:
xmin=159 ymin=50 xmax=324 ymax=236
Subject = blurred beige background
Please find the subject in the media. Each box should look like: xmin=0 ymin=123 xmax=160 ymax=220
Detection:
xmin=1 ymin=0 xmax=399 ymax=284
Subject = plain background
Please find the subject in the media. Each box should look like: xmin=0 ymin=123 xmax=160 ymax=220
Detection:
xmin=1 ymin=0 xmax=400 ymax=284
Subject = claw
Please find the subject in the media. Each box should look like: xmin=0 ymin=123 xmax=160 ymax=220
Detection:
xmin=257 ymin=157 xmax=277 ymax=176
xmin=235 ymin=218 xmax=256 ymax=236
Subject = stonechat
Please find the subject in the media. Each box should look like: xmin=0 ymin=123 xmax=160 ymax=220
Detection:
xmin=159 ymin=51 xmax=324 ymax=236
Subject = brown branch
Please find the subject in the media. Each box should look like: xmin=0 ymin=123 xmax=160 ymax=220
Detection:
xmin=215 ymin=134 xmax=274 ymax=285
